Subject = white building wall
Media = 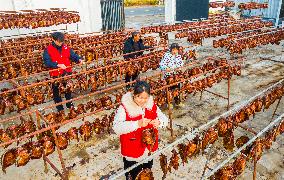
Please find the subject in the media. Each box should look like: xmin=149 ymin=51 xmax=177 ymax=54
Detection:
xmin=0 ymin=0 xmax=102 ymax=37
xmin=165 ymin=0 xmax=176 ymax=23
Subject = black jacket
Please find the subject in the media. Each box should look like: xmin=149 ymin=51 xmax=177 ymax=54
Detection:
xmin=123 ymin=37 xmax=151 ymax=59
xmin=43 ymin=42 xmax=81 ymax=68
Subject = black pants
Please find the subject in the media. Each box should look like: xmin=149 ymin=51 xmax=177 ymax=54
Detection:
xmin=170 ymin=84 xmax=181 ymax=105
xmin=125 ymin=72 xmax=139 ymax=89
xmin=123 ymin=157 xmax=153 ymax=180
xmin=125 ymin=72 xmax=139 ymax=83
xmin=52 ymin=80 xmax=73 ymax=112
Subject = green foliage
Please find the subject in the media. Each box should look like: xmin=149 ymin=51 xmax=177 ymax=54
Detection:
xmin=124 ymin=0 xmax=160 ymax=7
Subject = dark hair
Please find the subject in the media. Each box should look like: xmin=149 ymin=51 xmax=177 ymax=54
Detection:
xmin=170 ymin=43 xmax=180 ymax=51
xmin=132 ymin=31 xmax=140 ymax=38
xmin=133 ymin=81 xmax=151 ymax=95
xmin=51 ymin=32 xmax=65 ymax=42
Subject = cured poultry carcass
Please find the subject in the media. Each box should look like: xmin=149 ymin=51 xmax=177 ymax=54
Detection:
xmin=216 ymin=118 xmax=228 ymax=137
xmin=201 ymin=127 xmax=218 ymax=150
xmin=94 ymin=99 xmax=103 ymax=110
xmin=44 ymin=112 xmax=57 ymax=124
xmin=210 ymin=165 xmax=234 ymax=180
xmin=142 ymin=128 xmax=156 ymax=155
xmin=223 ymin=129 xmax=234 ymax=151
xmin=40 ymin=135 xmax=55 ymax=156
xmin=93 ymin=118 xmax=103 ymax=134
xmin=232 ymin=154 xmax=247 ymax=176
xmin=79 ymin=121 xmax=92 ymax=141
xmin=236 ymin=136 xmax=251 ymax=155
xmin=248 ymin=140 xmax=263 ymax=161
xmin=21 ymin=120 xmax=36 ymax=135
xmin=86 ymin=100 xmax=95 ymax=112
xmin=67 ymin=127 xmax=79 ymax=142
xmin=262 ymin=127 xmax=278 ymax=150
xmin=168 ymin=149 xmax=179 ymax=173
xmin=56 ymin=132 xmax=68 ymax=150
xmin=234 ymin=110 xmax=246 ymax=124
xmin=108 ymin=112 xmax=115 ymax=132
xmin=16 ymin=146 xmax=30 ymax=167
xmin=68 ymin=107 xmax=78 ymax=120
xmin=135 ymin=168 xmax=154 ymax=180
xmin=254 ymin=98 xmax=263 ymax=112
xmin=0 ymin=98 xmax=6 ymax=115
xmin=5 ymin=124 xmax=22 ymax=141
xmin=177 ymin=143 xmax=188 ymax=165
xmin=185 ymin=138 xmax=199 ymax=158
xmin=100 ymin=115 xmax=109 ymax=133
xmin=25 ymin=92 xmax=35 ymax=105
xmin=25 ymin=141 xmax=43 ymax=160
xmin=101 ymin=95 xmax=112 ymax=109
xmin=278 ymin=120 xmax=284 ymax=134
xmin=56 ymin=110 xmax=66 ymax=123
xmin=159 ymin=153 xmax=168 ymax=179
xmin=0 ymin=129 xmax=12 ymax=148
xmin=115 ymin=92 xmax=123 ymax=104
xmin=1 ymin=148 xmax=17 ymax=173
xmin=13 ymin=95 xmax=26 ymax=112
xmin=76 ymin=104 xmax=86 ymax=114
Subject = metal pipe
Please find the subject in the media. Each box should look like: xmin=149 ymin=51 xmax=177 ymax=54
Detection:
xmin=0 ymin=60 xmax=227 ymax=144
xmin=232 ymin=28 xmax=284 ymax=42
xmin=0 ymin=28 xmax=134 ymax=46
xmin=0 ymin=45 xmax=164 ymax=84
xmin=0 ymin=31 xmax=155 ymax=65
xmin=43 ymin=156 xmax=65 ymax=179
xmin=50 ymin=127 xmax=68 ymax=179
xmin=109 ymin=78 xmax=284 ymax=179
xmin=176 ymin=20 xmax=265 ymax=36
xmin=225 ymin=119 xmax=257 ymax=135
xmin=0 ymin=46 xmax=165 ymax=95
xmin=227 ymin=78 xmax=230 ymax=110
xmin=253 ymin=153 xmax=257 ymax=180
xmin=0 ymin=60 xmax=235 ymax=124
xmin=204 ymin=89 xmax=228 ymax=100
xmin=0 ymin=102 xmax=119 ymax=148
xmin=204 ymin=112 xmax=284 ymax=178
xmin=271 ymin=97 xmax=282 ymax=121
xmin=1 ymin=63 xmax=280 ymax=149
xmin=166 ymin=87 xmax=173 ymax=137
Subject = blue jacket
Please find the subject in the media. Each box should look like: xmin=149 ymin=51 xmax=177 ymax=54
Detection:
xmin=123 ymin=37 xmax=151 ymax=59
xmin=43 ymin=42 xmax=81 ymax=68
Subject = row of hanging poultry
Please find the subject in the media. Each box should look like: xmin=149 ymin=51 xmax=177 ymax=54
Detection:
xmin=0 ymin=9 xmax=80 ymax=30
xmin=0 ymin=111 xmax=116 ymax=173
xmin=0 ymin=49 xmax=167 ymax=115
xmin=0 ymin=58 xmax=242 ymax=172
xmin=210 ymin=2 xmax=269 ymax=10
xmin=0 ymin=12 xmax=255 ymax=82
xmin=214 ymin=28 xmax=284 ymax=54
xmin=158 ymin=83 xmax=284 ymax=179
xmin=0 ymin=31 xmax=157 ymax=80
xmin=0 ymin=57 xmax=233 ymax=147
xmin=151 ymin=58 xmax=241 ymax=107
xmin=175 ymin=19 xmax=273 ymax=45
xmin=140 ymin=13 xmax=239 ymax=34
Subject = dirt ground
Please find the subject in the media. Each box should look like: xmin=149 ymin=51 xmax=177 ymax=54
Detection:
xmin=0 ymin=15 xmax=284 ymax=180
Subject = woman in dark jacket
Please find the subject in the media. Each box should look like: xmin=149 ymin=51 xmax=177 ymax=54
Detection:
xmin=123 ymin=32 xmax=151 ymax=89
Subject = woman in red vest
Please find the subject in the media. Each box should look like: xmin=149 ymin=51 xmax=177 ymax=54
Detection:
xmin=43 ymin=32 xmax=83 ymax=112
xmin=113 ymin=81 xmax=168 ymax=179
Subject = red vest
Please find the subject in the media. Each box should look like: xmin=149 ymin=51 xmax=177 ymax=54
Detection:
xmin=47 ymin=44 xmax=72 ymax=77
xmin=120 ymin=104 xmax=159 ymax=158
